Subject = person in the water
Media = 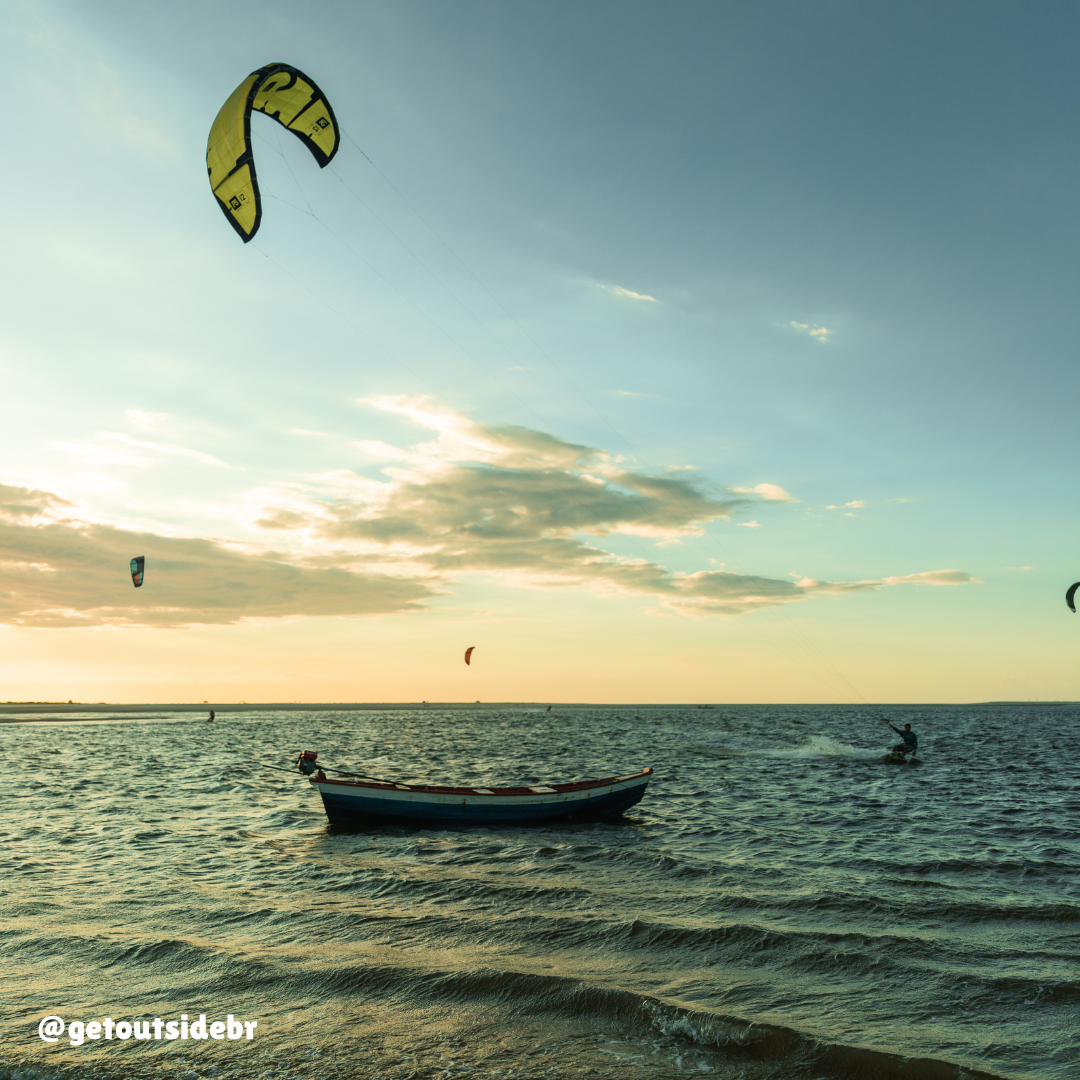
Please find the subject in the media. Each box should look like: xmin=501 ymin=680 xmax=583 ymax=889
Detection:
xmin=887 ymin=722 xmax=918 ymax=756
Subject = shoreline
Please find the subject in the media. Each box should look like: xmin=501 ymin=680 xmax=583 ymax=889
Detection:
xmin=0 ymin=701 xmax=547 ymax=717
xmin=1 ymin=699 xmax=1074 ymax=718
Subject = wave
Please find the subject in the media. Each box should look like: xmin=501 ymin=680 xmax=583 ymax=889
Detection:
xmin=289 ymin=961 xmax=1009 ymax=1080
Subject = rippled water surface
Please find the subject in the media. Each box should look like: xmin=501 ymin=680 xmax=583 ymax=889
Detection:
xmin=2 ymin=704 xmax=1078 ymax=1080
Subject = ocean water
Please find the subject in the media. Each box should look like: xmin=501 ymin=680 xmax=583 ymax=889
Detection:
xmin=1 ymin=704 xmax=1077 ymax=1080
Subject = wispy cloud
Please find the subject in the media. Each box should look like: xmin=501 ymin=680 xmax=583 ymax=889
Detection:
xmin=880 ymin=569 xmax=982 ymax=586
xmin=790 ymin=321 xmax=832 ymax=342
xmin=597 ymin=283 xmax=658 ymax=303
xmin=736 ymin=520 xmax=761 ymax=528
xmin=844 ymin=499 xmax=866 ymax=508
xmin=100 ymin=433 xmax=235 ymax=469
xmin=731 ymin=483 xmax=796 ymax=502
xmin=57 ymin=432 xmax=234 ymax=471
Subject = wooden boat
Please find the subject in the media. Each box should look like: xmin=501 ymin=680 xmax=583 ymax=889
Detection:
xmin=307 ymin=764 xmax=653 ymax=826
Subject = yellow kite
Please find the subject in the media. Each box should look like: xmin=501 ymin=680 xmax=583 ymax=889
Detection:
xmin=206 ymin=63 xmax=340 ymax=241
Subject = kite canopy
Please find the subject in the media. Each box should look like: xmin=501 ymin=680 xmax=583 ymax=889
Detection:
xmin=130 ymin=556 xmax=145 ymax=589
xmin=1067 ymin=582 xmax=1080 ymax=613
xmin=464 ymin=647 xmax=475 ymax=666
xmin=206 ymin=63 xmax=340 ymax=242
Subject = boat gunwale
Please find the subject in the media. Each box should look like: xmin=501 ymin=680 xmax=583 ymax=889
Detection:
xmin=310 ymin=766 xmax=652 ymax=798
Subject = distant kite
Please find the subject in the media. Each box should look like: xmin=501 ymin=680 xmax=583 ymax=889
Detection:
xmin=464 ymin=647 xmax=475 ymax=666
xmin=1068 ymin=582 xmax=1080 ymax=613
xmin=130 ymin=556 xmax=145 ymax=588
xmin=206 ymin=63 xmax=340 ymax=242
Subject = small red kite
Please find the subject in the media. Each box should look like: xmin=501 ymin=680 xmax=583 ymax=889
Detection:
xmin=464 ymin=646 xmax=475 ymax=665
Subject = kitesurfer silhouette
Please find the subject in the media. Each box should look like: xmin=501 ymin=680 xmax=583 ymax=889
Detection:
xmin=885 ymin=721 xmax=917 ymax=757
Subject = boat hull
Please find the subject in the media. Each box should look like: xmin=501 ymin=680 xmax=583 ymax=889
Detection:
xmin=311 ymin=769 xmax=651 ymax=826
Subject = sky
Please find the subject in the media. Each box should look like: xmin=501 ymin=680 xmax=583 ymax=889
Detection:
xmin=1 ymin=0 xmax=1078 ymax=704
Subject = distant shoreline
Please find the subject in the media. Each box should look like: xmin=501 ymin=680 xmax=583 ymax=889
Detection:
xmin=0 ymin=702 xmax=545 ymax=721
xmin=0 ymin=699 xmax=1075 ymax=722
xmin=977 ymin=700 xmax=1080 ymax=706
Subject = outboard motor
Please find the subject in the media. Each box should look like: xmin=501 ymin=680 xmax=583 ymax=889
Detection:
xmin=296 ymin=749 xmax=319 ymax=775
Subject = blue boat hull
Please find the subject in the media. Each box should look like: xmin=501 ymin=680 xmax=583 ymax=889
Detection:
xmin=312 ymin=772 xmax=650 ymax=827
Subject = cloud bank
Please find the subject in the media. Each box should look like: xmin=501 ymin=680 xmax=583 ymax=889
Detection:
xmin=0 ymin=399 xmax=978 ymax=628
xmin=0 ymin=485 xmax=433 ymax=629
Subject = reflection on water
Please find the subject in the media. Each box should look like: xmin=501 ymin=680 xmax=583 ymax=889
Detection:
xmin=2 ymin=704 xmax=1077 ymax=1079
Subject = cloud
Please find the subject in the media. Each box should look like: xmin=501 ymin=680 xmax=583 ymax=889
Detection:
xmin=790 ymin=321 xmax=832 ymax=342
xmin=0 ymin=403 xmax=980 ymax=628
xmin=731 ymin=483 xmax=796 ymax=502
xmin=844 ymin=499 xmax=866 ymax=508
xmin=0 ymin=484 xmax=433 ymax=629
xmin=598 ymin=284 xmax=658 ymax=303
xmin=880 ymin=569 xmax=982 ymax=586
xmin=100 ymin=433 xmax=235 ymax=469
xmin=57 ymin=432 xmax=235 ymax=470
xmin=736 ymin=521 xmax=761 ymax=528
xmin=232 ymin=399 xmax=978 ymax=619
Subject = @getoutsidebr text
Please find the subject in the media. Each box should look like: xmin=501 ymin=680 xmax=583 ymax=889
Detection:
xmin=38 ymin=1014 xmax=258 ymax=1046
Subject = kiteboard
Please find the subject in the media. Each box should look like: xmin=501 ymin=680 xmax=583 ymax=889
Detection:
xmin=883 ymin=750 xmax=920 ymax=764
